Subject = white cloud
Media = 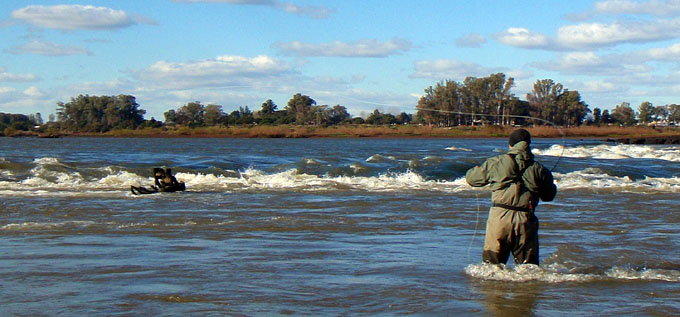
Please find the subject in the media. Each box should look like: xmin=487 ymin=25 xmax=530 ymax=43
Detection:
xmin=135 ymin=55 xmax=294 ymax=90
xmin=174 ymin=0 xmax=333 ymax=19
xmin=594 ymin=0 xmax=680 ymax=16
xmin=644 ymin=42 xmax=680 ymax=60
xmin=273 ymin=38 xmax=412 ymax=57
xmin=0 ymin=87 xmax=16 ymax=94
xmin=557 ymin=19 xmax=680 ymax=48
xmin=497 ymin=18 xmax=680 ymax=51
xmin=533 ymin=51 xmax=651 ymax=75
xmin=7 ymin=40 xmax=91 ymax=56
xmin=455 ymin=33 xmax=487 ymax=48
xmin=411 ymin=58 xmax=509 ymax=80
xmin=11 ymin=5 xmax=155 ymax=30
xmin=578 ymin=80 xmax=619 ymax=93
xmin=23 ymin=86 xmax=44 ymax=97
xmin=0 ymin=67 xmax=39 ymax=82
xmin=495 ymin=28 xmax=550 ymax=49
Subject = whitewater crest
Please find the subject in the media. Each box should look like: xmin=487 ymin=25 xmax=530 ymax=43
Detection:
xmin=1 ymin=162 xmax=680 ymax=196
xmin=534 ymin=144 xmax=680 ymax=162
xmin=554 ymin=168 xmax=680 ymax=192
xmin=464 ymin=263 xmax=680 ymax=283
xmin=445 ymin=146 xmax=472 ymax=152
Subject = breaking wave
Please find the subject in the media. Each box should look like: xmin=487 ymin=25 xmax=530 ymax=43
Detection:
xmin=465 ymin=263 xmax=680 ymax=283
xmin=445 ymin=146 xmax=472 ymax=152
xmin=1 ymin=152 xmax=679 ymax=196
xmin=534 ymin=144 xmax=680 ymax=162
xmin=554 ymin=168 xmax=680 ymax=192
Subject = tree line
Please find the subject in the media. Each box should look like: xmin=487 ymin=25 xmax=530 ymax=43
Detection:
xmin=2 ymin=72 xmax=680 ymax=136
xmin=415 ymin=74 xmax=591 ymax=127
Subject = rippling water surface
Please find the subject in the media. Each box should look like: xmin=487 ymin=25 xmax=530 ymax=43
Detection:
xmin=1 ymin=137 xmax=679 ymax=315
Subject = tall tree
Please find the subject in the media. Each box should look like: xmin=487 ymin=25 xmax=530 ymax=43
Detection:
xmin=555 ymin=90 xmax=590 ymax=126
xmin=286 ymin=93 xmax=316 ymax=124
xmin=601 ymin=109 xmax=612 ymax=124
xmin=667 ymin=104 xmax=680 ymax=123
xmin=592 ymin=108 xmax=602 ymax=125
xmin=611 ymin=102 xmax=637 ymax=126
xmin=637 ymin=101 xmax=654 ymax=124
xmin=204 ymin=104 xmax=225 ymax=126
xmin=527 ymin=79 xmax=563 ymax=124
xmin=176 ymin=102 xmax=205 ymax=127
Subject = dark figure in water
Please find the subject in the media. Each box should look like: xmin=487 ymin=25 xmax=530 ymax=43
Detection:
xmin=154 ymin=168 xmax=185 ymax=192
xmin=130 ymin=168 xmax=186 ymax=195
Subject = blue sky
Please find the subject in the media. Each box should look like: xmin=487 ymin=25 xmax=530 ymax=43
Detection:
xmin=1 ymin=0 xmax=680 ymax=120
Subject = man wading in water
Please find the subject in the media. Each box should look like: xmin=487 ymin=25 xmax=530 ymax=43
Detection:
xmin=465 ymin=129 xmax=557 ymax=265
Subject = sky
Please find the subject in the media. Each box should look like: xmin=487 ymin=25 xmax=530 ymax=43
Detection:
xmin=1 ymin=0 xmax=680 ymax=120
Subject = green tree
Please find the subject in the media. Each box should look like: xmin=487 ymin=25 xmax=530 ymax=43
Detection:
xmin=611 ymin=102 xmax=637 ymax=126
xmin=396 ymin=112 xmax=411 ymax=124
xmin=204 ymin=104 xmax=225 ymax=126
xmin=505 ymin=98 xmax=531 ymax=126
xmin=260 ymin=99 xmax=277 ymax=114
xmin=592 ymin=108 xmax=602 ymax=125
xmin=176 ymin=102 xmax=205 ymax=127
xmin=555 ymin=90 xmax=590 ymax=126
xmin=327 ymin=105 xmax=351 ymax=124
xmin=527 ymin=79 xmax=563 ymax=124
xmin=637 ymin=101 xmax=654 ymax=124
xmin=164 ymin=109 xmax=177 ymax=125
xmin=667 ymin=104 xmax=680 ymax=124
xmin=601 ymin=109 xmax=612 ymax=124
xmin=286 ymin=93 xmax=316 ymax=124
xmin=55 ymin=94 xmax=145 ymax=132
xmin=652 ymin=105 xmax=668 ymax=123
xmin=256 ymin=99 xmax=288 ymax=124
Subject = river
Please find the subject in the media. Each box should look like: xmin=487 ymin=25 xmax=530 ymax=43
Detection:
xmin=0 ymin=137 xmax=678 ymax=315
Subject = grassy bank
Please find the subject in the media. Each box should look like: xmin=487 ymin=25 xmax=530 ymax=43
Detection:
xmin=38 ymin=124 xmax=676 ymax=139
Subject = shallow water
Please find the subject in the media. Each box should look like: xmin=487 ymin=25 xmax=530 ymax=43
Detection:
xmin=0 ymin=137 xmax=678 ymax=315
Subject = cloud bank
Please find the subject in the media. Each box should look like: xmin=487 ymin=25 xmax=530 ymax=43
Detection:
xmin=273 ymin=38 xmax=412 ymax=57
xmin=6 ymin=40 xmax=91 ymax=56
xmin=11 ymin=5 xmax=155 ymax=30
xmin=175 ymin=0 xmax=334 ymax=19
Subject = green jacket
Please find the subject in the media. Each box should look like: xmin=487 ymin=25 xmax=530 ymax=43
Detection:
xmin=465 ymin=141 xmax=557 ymax=209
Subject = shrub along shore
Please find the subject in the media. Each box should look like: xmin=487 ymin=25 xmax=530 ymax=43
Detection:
xmin=15 ymin=124 xmax=680 ymax=140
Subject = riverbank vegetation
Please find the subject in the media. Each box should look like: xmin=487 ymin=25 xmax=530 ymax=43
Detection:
xmin=3 ymin=73 xmax=680 ymax=138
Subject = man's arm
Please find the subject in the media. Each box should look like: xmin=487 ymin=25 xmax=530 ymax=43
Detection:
xmin=465 ymin=160 xmax=490 ymax=187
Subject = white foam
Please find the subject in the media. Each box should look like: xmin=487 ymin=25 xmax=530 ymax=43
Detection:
xmin=445 ymin=146 xmax=472 ymax=152
xmin=179 ymin=168 xmax=469 ymax=192
xmin=534 ymin=144 xmax=680 ymax=162
xmin=606 ymin=266 xmax=680 ymax=282
xmin=2 ymin=164 xmax=678 ymax=195
xmin=465 ymin=263 xmax=680 ymax=283
xmin=555 ymin=168 xmax=680 ymax=192
xmin=0 ymin=221 xmax=96 ymax=231
xmin=366 ymin=154 xmax=396 ymax=162
xmin=32 ymin=157 xmax=62 ymax=165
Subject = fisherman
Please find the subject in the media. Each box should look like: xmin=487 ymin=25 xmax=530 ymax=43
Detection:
xmin=154 ymin=168 xmax=185 ymax=192
xmin=465 ymin=129 xmax=557 ymax=265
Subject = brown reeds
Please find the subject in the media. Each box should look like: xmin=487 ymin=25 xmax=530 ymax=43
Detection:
xmin=49 ymin=124 xmax=680 ymax=139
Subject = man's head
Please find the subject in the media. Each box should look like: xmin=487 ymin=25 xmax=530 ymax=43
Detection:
xmin=509 ymin=128 xmax=531 ymax=147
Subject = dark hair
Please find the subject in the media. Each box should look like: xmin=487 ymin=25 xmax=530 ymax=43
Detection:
xmin=509 ymin=129 xmax=531 ymax=146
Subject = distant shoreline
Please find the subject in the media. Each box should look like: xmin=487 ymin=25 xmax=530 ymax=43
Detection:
xmin=8 ymin=124 xmax=680 ymax=141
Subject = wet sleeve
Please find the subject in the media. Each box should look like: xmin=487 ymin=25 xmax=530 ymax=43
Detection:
xmin=465 ymin=160 xmax=490 ymax=187
xmin=538 ymin=168 xmax=557 ymax=202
